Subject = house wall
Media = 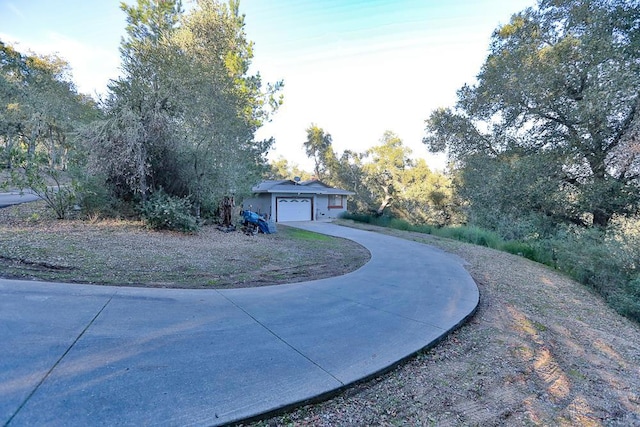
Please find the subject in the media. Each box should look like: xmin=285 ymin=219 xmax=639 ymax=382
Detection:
xmin=315 ymin=194 xmax=348 ymax=220
xmin=240 ymin=195 xmax=272 ymax=219
xmin=241 ymin=193 xmax=348 ymax=221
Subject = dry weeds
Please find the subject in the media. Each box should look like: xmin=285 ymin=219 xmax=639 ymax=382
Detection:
xmin=0 ymin=201 xmax=370 ymax=288
xmin=2 ymin=203 xmax=639 ymax=425
xmin=249 ymin=221 xmax=640 ymax=426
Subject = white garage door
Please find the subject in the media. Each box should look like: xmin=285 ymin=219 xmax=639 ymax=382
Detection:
xmin=276 ymin=197 xmax=312 ymax=222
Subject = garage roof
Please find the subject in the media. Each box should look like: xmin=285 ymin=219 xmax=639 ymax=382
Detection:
xmin=252 ymin=180 xmax=354 ymax=195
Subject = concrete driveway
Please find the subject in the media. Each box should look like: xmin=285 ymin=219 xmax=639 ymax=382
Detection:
xmin=0 ymin=191 xmax=40 ymax=208
xmin=0 ymin=222 xmax=478 ymax=426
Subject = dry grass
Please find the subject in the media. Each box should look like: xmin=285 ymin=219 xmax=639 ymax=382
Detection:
xmin=249 ymin=221 xmax=640 ymax=426
xmin=0 ymin=201 xmax=370 ymax=288
xmin=2 ymin=203 xmax=639 ymax=425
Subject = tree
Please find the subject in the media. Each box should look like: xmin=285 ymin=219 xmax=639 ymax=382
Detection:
xmin=167 ymin=0 xmax=282 ymax=216
xmin=82 ymin=0 xmax=181 ymax=202
xmin=362 ymin=131 xmax=412 ymax=215
xmin=298 ymin=125 xmax=458 ymax=222
xmin=266 ymin=156 xmax=312 ymax=181
xmin=83 ymin=0 xmax=282 ymax=219
xmin=1 ymin=41 xmax=99 ymax=218
xmin=400 ymin=159 xmax=459 ymax=226
xmin=424 ymin=0 xmax=640 ymax=229
xmin=303 ymin=124 xmax=335 ymax=181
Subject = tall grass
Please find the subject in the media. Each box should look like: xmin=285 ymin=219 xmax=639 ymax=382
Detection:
xmin=547 ymin=221 xmax=640 ymax=323
xmin=341 ymin=212 xmax=640 ymax=323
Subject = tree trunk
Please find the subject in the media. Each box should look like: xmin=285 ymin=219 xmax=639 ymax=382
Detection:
xmin=592 ymin=208 xmax=611 ymax=228
xmin=375 ymin=193 xmax=393 ymax=216
xmin=138 ymin=144 xmax=148 ymax=202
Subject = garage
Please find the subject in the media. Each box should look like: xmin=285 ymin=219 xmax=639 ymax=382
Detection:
xmin=244 ymin=180 xmax=354 ymax=222
xmin=276 ymin=197 xmax=312 ymax=222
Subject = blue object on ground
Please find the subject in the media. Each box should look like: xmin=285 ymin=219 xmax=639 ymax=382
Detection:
xmin=241 ymin=210 xmax=272 ymax=234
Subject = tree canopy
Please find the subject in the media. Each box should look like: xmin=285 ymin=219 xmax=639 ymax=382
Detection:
xmin=424 ymin=0 xmax=640 ymax=230
xmin=300 ymin=125 xmax=457 ymax=224
xmin=83 ymin=0 xmax=282 ymax=218
xmin=303 ymin=124 xmax=335 ymax=181
xmin=1 ymin=41 xmax=99 ymax=217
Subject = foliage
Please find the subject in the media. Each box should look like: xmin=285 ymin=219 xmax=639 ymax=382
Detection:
xmin=424 ymin=0 xmax=640 ymax=229
xmin=435 ymin=226 xmax=502 ymax=248
xmin=499 ymin=240 xmax=544 ymax=263
xmin=304 ymin=124 xmax=335 ymax=181
xmin=0 ymin=41 xmax=99 ymax=218
xmin=360 ymin=131 xmax=412 ymax=215
xmin=301 ymin=127 xmax=460 ymax=225
xmin=547 ymin=219 xmax=640 ymax=322
xmin=397 ymin=158 xmax=461 ymax=226
xmin=75 ymin=172 xmax=125 ymax=219
xmin=266 ymin=157 xmax=313 ymax=181
xmin=611 ymin=278 xmax=640 ymax=322
xmin=82 ymin=0 xmax=282 ymax=219
xmin=140 ymin=189 xmax=198 ymax=232
xmin=341 ymin=212 xmax=434 ymax=234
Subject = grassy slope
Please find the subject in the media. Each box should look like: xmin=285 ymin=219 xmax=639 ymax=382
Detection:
xmin=252 ymin=221 xmax=640 ymax=426
xmin=2 ymin=203 xmax=639 ymax=425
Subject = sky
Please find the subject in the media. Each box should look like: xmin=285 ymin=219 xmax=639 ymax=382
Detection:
xmin=0 ymin=0 xmax=537 ymax=171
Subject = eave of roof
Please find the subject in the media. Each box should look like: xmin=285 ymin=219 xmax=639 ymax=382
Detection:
xmin=251 ymin=180 xmax=354 ymax=195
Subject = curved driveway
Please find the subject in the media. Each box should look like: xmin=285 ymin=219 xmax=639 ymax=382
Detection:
xmin=0 ymin=191 xmax=40 ymax=209
xmin=0 ymin=222 xmax=478 ymax=426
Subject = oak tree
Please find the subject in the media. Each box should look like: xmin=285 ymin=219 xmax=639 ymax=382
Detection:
xmin=424 ymin=0 xmax=640 ymax=229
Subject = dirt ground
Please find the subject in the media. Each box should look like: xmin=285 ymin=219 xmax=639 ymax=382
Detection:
xmin=2 ymin=203 xmax=639 ymax=425
xmin=0 ymin=201 xmax=370 ymax=288
xmin=248 ymin=222 xmax=640 ymax=426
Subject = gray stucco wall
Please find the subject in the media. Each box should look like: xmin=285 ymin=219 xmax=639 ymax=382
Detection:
xmin=241 ymin=193 xmax=348 ymax=221
xmin=315 ymin=194 xmax=347 ymax=220
xmin=240 ymin=195 xmax=272 ymax=219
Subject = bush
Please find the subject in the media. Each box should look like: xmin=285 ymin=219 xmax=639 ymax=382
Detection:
xmin=76 ymin=174 xmax=122 ymax=218
xmin=140 ymin=190 xmax=198 ymax=232
xmin=389 ymin=218 xmax=411 ymax=231
xmin=547 ymin=223 xmax=640 ymax=323
xmin=36 ymin=184 xmax=77 ymax=220
xmin=434 ymin=226 xmax=501 ymax=248
xmin=344 ymin=210 xmax=640 ymax=324
xmin=500 ymin=240 xmax=539 ymax=261
xmin=610 ymin=277 xmax=640 ymax=323
xmin=342 ymin=212 xmax=433 ymax=234
xmin=341 ymin=212 xmax=372 ymax=223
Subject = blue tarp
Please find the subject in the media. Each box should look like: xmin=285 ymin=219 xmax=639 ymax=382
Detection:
xmin=241 ymin=210 xmax=273 ymax=234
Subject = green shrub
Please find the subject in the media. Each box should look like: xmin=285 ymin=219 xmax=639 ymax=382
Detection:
xmin=500 ymin=240 xmax=537 ymax=260
xmin=389 ymin=218 xmax=411 ymax=231
xmin=412 ymin=223 xmax=434 ymax=234
xmin=547 ymin=224 xmax=640 ymax=323
xmin=343 ymin=212 xmax=433 ymax=234
xmin=341 ymin=212 xmax=372 ymax=223
xmin=140 ymin=190 xmax=198 ymax=232
xmin=610 ymin=277 xmax=640 ymax=323
xmin=36 ymin=184 xmax=77 ymax=220
xmin=76 ymin=174 xmax=122 ymax=218
xmin=434 ymin=226 xmax=501 ymax=248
